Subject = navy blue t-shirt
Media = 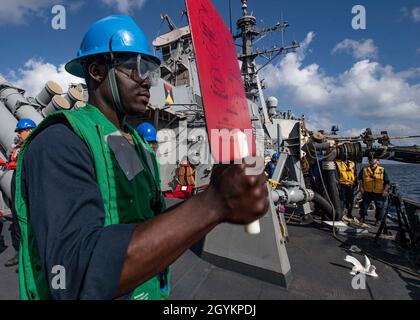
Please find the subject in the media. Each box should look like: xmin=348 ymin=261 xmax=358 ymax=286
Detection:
xmin=21 ymin=122 xmax=136 ymax=299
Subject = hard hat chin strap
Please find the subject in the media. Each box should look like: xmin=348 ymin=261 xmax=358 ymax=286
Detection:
xmin=107 ymin=64 xmax=127 ymax=115
xmin=107 ymin=65 xmax=133 ymax=133
xmin=107 ymin=34 xmax=128 ymax=116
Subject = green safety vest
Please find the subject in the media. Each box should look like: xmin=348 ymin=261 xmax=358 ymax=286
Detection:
xmin=15 ymin=104 xmax=170 ymax=300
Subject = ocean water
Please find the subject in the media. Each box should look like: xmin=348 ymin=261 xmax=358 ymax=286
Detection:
xmin=382 ymin=164 xmax=420 ymax=202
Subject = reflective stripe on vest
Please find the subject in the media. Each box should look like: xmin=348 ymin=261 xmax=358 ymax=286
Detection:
xmin=362 ymin=165 xmax=385 ymax=193
xmin=336 ymin=160 xmax=356 ymax=185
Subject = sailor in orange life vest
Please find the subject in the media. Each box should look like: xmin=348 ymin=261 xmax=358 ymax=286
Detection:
xmin=177 ymin=158 xmax=196 ymax=187
xmin=0 ymin=119 xmax=36 ymax=268
xmin=358 ymin=155 xmax=390 ymax=225
xmin=335 ymin=160 xmax=357 ymax=219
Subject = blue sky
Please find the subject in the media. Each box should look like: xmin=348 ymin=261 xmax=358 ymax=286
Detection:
xmin=1 ymin=0 xmax=419 ymax=144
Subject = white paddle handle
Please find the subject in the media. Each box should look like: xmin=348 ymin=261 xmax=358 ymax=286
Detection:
xmin=245 ymin=220 xmax=261 ymax=235
xmin=236 ymin=131 xmax=261 ymax=235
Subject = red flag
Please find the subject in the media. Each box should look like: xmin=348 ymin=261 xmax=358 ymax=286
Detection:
xmin=186 ymin=0 xmax=255 ymax=163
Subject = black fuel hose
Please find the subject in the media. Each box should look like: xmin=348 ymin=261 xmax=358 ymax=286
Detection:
xmin=322 ymin=167 xmax=344 ymax=221
xmin=312 ymin=192 xmax=334 ymax=219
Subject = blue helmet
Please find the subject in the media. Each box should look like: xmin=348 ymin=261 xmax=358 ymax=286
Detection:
xmin=272 ymin=153 xmax=280 ymax=160
xmin=136 ymin=122 xmax=157 ymax=142
xmin=15 ymin=119 xmax=36 ymax=132
xmin=65 ymin=15 xmax=161 ymax=78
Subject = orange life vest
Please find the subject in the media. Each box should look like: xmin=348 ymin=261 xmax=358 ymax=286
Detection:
xmin=336 ymin=160 xmax=356 ymax=185
xmin=178 ymin=164 xmax=195 ymax=186
xmin=362 ymin=165 xmax=385 ymax=193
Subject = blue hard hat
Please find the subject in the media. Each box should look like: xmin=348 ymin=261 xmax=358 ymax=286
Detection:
xmin=272 ymin=153 xmax=280 ymax=160
xmin=65 ymin=15 xmax=161 ymax=78
xmin=15 ymin=119 xmax=36 ymax=132
xmin=136 ymin=122 xmax=157 ymax=142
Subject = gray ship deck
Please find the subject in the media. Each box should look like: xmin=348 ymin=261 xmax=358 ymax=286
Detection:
xmin=1 ymin=211 xmax=419 ymax=300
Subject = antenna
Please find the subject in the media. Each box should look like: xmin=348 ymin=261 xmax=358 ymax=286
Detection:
xmin=241 ymin=0 xmax=247 ymax=16
xmin=179 ymin=9 xmax=187 ymax=25
xmin=234 ymin=0 xmax=300 ymax=101
xmin=281 ymin=11 xmax=285 ymax=48
xmin=160 ymin=13 xmax=177 ymax=31
xmin=229 ymin=0 xmax=233 ymax=34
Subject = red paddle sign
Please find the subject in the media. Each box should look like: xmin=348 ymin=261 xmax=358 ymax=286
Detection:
xmin=186 ymin=0 xmax=255 ymax=163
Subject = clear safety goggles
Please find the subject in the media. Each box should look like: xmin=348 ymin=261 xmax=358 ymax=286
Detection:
xmin=114 ymin=54 xmax=161 ymax=87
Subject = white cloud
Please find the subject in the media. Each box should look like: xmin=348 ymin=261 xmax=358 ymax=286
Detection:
xmin=396 ymin=67 xmax=420 ymax=79
xmin=401 ymin=6 xmax=420 ymax=23
xmin=332 ymin=39 xmax=378 ymax=59
xmin=0 ymin=0 xmax=56 ymax=25
xmin=261 ymin=32 xmax=420 ymax=139
xmin=100 ymin=0 xmax=147 ymax=14
xmin=341 ymin=128 xmax=365 ymax=138
xmin=262 ymin=33 xmax=335 ymax=108
xmin=0 ymin=0 xmax=84 ymax=25
xmin=68 ymin=1 xmax=85 ymax=13
xmin=0 ymin=58 xmax=84 ymax=97
xmin=304 ymin=113 xmax=334 ymax=132
xmin=412 ymin=7 xmax=420 ymax=22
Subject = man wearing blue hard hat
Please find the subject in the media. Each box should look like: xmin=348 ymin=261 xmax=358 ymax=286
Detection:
xmin=0 ymin=119 xmax=36 ymax=271
xmin=0 ymin=119 xmax=36 ymax=171
xmin=265 ymin=153 xmax=280 ymax=179
xmin=137 ymin=122 xmax=157 ymax=153
xmin=15 ymin=15 xmax=268 ymax=300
